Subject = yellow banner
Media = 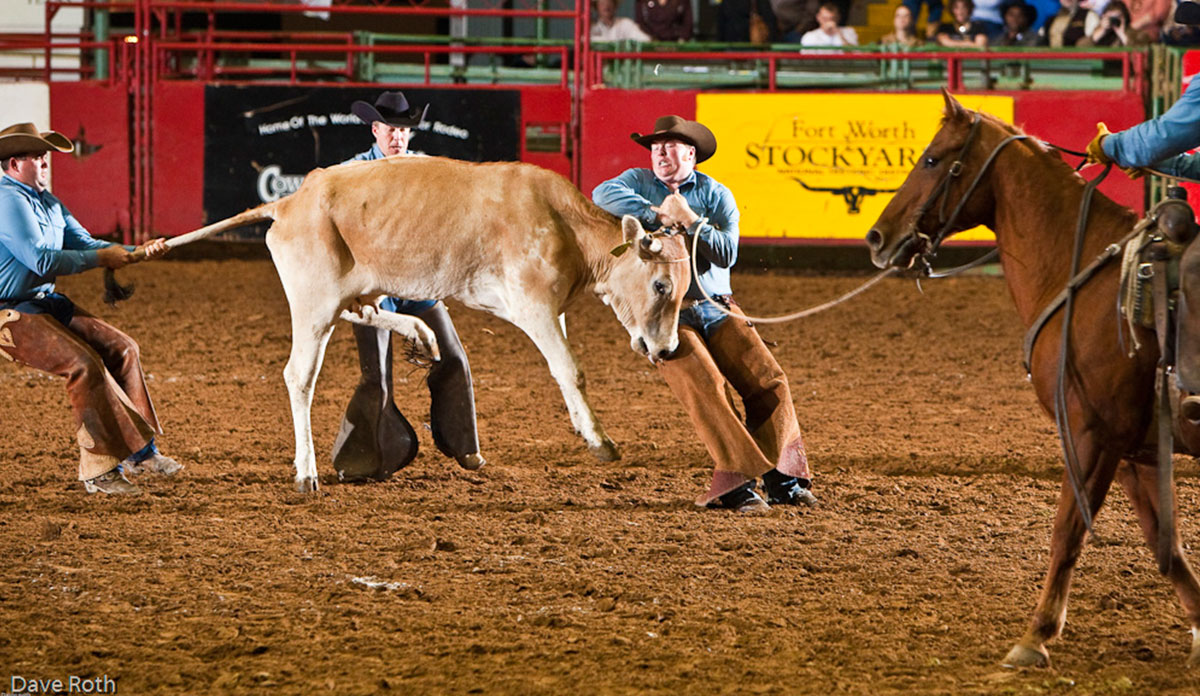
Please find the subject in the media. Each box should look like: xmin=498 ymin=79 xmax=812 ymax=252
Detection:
xmin=696 ymin=93 xmax=1014 ymax=241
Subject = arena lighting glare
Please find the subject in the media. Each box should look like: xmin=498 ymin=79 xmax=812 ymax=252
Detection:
xmin=123 ymin=36 xmax=138 ymax=43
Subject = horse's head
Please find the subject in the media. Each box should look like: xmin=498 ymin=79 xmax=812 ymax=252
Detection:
xmin=866 ymin=89 xmax=1006 ymax=272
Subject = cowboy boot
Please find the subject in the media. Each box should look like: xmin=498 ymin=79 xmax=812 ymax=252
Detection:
xmin=332 ymin=323 xmax=418 ymax=481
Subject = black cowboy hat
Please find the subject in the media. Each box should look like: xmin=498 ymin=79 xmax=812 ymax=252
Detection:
xmin=998 ymin=0 xmax=1037 ymax=27
xmin=630 ymin=115 xmax=717 ymax=163
xmin=0 ymin=122 xmax=73 ymax=160
xmin=1177 ymin=0 xmax=1200 ymax=24
xmin=351 ymin=91 xmax=429 ymax=128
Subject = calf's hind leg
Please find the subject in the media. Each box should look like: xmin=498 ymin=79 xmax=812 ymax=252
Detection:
xmin=282 ymin=305 xmax=339 ymax=493
xmin=1115 ymin=459 xmax=1200 ymax=665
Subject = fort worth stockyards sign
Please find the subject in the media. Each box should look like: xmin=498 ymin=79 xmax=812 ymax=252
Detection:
xmin=697 ymin=94 xmax=1013 ymax=242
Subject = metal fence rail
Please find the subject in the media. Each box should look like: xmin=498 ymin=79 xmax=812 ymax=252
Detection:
xmin=0 ymin=1 xmax=1166 ymax=240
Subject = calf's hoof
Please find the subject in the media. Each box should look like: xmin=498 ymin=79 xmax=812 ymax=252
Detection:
xmin=1002 ymin=642 xmax=1049 ymax=669
xmin=295 ymin=476 xmax=320 ymax=493
xmin=588 ymin=439 xmax=621 ymax=462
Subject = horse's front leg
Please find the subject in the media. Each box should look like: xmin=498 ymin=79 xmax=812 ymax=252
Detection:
xmin=1003 ymin=430 xmax=1121 ymax=668
xmin=1115 ymin=459 xmax=1200 ymax=665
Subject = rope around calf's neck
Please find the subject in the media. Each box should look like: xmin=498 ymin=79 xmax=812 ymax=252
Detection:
xmin=686 ymin=224 xmax=897 ymax=324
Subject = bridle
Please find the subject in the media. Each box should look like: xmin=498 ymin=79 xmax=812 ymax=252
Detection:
xmin=899 ymin=111 xmax=1029 ymax=276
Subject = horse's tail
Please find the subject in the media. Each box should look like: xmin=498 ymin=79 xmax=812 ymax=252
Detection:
xmin=103 ymin=202 xmax=281 ymax=305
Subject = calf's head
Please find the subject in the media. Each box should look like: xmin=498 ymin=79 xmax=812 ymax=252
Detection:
xmin=601 ymin=216 xmax=690 ymax=362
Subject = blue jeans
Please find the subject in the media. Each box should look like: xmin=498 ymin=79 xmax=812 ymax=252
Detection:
xmin=380 ymin=297 xmax=438 ymax=315
xmin=679 ymin=298 xmax=731 ymax=341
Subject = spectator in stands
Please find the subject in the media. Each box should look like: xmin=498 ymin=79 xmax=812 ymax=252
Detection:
xmin=718 ymin=0 xmax=781 ymax=43
xmin=798 ymin=2 xmax=860 ymax=45
xmin=993 ymin=0 xmax=1045 ymax=43
xmin=1090 ymin=0 xmax=1152 ymax=44
xmin=1046 ymin=0 xmax=1100 ymax=46
xmin=1127 ymin=0 xmax=1170 ymax=39
xmin=774 ymin=0 xmax=823 ymax=39
xmin=970 ymin=0 xmax=1008 ymax=37
xmin=593 ymin=0 xmax=652 ymax=41
xmin=1162 ymin=8 xmax=1200 ymax=44
xmin=882 ymin=3 xmax=926 ymax=45
xmin=636 ymin=0 xmax=693 ymax=41
xmin=936 ymin=0 xmax=990 ymax=45
xmin=901 ymin=0 xmax=945 ymax=38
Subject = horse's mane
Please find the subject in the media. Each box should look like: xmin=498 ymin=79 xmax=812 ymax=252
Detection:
xmin=942 ymin=108 xmax=1101 ymax=186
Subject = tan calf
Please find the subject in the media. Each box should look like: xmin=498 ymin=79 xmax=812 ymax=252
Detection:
xmin=168 ymin=156 xmax=690 ymax=491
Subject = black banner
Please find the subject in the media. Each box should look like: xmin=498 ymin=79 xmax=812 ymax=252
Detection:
xmin=203 ymin=85 xmax=521 ymax=225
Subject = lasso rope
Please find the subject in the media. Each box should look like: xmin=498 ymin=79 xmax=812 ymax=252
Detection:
xmin=685 ymin=225 xmax=897 ymax=324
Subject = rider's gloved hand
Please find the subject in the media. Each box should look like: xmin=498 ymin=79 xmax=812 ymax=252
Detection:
xmin=1085 ymin=122 xmax=1114 ymax=166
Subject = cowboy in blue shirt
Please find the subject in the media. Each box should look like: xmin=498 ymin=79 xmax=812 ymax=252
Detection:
xmin=0 ymin=122 xmax=180 ymax=494
xmin=1087 ymin=24 xmax=1200 ymax=420
xmin=330 ymin=92 xmax=486 ymax=482
xmin=593 ymin=115 xmax=817 ymax=512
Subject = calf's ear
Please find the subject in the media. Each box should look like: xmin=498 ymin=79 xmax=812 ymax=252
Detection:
xmin=622 ymin=214 xmax=646 ymax=244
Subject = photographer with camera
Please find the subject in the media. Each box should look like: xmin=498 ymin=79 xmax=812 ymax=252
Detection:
xmin=1090 ymin=0 xmax=1150 ymax=44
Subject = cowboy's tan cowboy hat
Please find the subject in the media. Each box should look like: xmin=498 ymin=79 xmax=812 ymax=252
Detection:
xmin=631 ymin=115 xmax=717 ymax=163
xmin=351 ymin=91 xmax=429 ymax=128
xmin=0 ymin=122 xmax=74 ymax=161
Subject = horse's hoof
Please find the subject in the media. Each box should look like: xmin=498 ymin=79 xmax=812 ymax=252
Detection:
xmin=1002 ymin=642 xmax=1049 ymax=669
xmin=589 ymin=439 xmax=620 ymax=462
xmin=295 ymin=476 xmax=320 ymax=493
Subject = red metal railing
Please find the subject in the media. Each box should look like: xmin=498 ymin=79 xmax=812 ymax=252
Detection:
xmin=588 ymin=49 xmax=1147 ymax=95
xmin=5 ymin=1 xmax=1155 ymax=241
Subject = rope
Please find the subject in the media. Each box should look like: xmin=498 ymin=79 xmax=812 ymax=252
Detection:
xmin=686 ymin=229 xmax=896 ymax=324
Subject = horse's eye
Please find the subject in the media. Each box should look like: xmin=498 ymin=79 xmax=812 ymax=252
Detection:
xmin=653 ymin=280 xmax=670 ymax=297
xmin=923 ymin=156 xmax=939 ymax=169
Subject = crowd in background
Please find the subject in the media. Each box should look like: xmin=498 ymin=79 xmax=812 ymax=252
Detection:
xmin=591 ymin=0 xmax=1200 ymax=47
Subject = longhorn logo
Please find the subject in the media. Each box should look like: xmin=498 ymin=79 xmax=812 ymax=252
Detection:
xmin=793 ymin=178 xmax=899 ymax=214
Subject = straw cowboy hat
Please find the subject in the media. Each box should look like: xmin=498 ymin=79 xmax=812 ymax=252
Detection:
xmin=631 ymin=115 xmax=717 ymax=163
xmin=351 ymin=91 xmax=429 ymax=128
xmin=0 ymin=122 xmax=73 ymax=160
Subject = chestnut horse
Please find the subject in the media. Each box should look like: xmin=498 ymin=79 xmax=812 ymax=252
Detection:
xmin=865 ymin=91 xmax=1200 ymax=667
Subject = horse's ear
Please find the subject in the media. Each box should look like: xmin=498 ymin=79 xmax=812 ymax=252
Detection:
xmin=941 ymin=87 xmax=968 ymax=121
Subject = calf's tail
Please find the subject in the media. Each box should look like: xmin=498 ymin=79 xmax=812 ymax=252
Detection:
xmin=104 ymin=202 xmax=280 ymax=306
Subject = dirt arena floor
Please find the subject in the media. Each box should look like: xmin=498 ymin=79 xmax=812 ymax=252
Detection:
xmin=3 ymin=256 xmax=1200 ymax=695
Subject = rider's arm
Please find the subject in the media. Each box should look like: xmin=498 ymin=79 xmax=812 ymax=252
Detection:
xmin=1103 ymin=77 xmax=1200 ymax=170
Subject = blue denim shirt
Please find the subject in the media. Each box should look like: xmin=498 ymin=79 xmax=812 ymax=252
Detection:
xmin=0 ymin=175 xmax=114 ymax=300
xmin=592 ymin=168 xmax=739 ymax=299
xmin=1103 ymin=76 xmax=1200 ymax=179
xmin=344 ymin=144 xmax=387 ymax=163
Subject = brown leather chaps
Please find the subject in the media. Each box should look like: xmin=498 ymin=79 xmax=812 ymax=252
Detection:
xmin=331 ymin=302 xmax=479 ymax=481
xmin=656 ymin=310 xmax=809 ymax=504
xmin=0 ymin=307 xmax=160 ymax=480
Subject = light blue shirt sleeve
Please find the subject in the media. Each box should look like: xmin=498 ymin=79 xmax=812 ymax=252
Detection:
xmin=591 ymin=169 xmax=660 ymax=231
xmin=1103 ymin=76 xmax=1200 ymax=178
xmin=691 ymin=179 xmax=739 ymax=270
xmin=0 ymin=182 xmax=98 ymax=284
